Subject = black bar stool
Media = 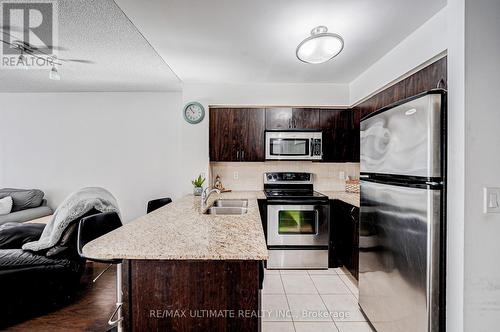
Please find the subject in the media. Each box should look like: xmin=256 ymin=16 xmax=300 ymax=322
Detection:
xmin=77 ymin=211 xmax=123 ymax=332
xmin=147 ymin=197 xmax=172 ymax=213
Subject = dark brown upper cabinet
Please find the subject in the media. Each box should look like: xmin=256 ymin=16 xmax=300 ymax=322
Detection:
xmin=265 ymin=108 xmax=319 ymax=130
xmin=353 ymin=57 xmax=447 ymax=121
xmin=291 ymin=108 xmax=320 ymax=129
xmin=265 ymin=108 xmax=292 ymax=130
xmin=405 ymin=57 xmax=447 ymax=98
xmin=209 ymin=108 xmax=265 ymax=162
xmin=373 ymin=80 xmax=406 ymax=111
xmin=319 ymin=109 xmax=359 ymax=162
xmin=239 ymin=108 xmax=266 ymax=161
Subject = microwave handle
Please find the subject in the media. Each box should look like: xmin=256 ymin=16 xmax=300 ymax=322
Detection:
xmin=310 ymin=139 xmax=314 ymax=156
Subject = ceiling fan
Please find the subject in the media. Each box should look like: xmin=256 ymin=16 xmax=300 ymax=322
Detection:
xmin=1 ymin=27 xmax=95 ymax=79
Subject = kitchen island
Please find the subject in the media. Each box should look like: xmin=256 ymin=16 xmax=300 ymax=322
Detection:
xmin=83 ymin=191 xmax=268 ymax=332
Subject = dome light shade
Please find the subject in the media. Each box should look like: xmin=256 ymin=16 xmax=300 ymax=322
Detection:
xmin=296 ymin=26 xmax=344 ymax=64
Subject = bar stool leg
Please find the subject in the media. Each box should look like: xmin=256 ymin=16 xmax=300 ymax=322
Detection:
xmin=108 ymin=263 xmax=123 ymax=331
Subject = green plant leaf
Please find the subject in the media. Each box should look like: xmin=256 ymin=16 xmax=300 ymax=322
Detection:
xmin=192 ymin=174 xmax=206 ymax=187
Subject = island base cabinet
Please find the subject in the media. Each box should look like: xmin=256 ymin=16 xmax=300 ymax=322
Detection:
xmin=122 ymin=260 xmax=262 ymax=331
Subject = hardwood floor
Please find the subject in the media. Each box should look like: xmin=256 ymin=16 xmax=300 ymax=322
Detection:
xmin=4 ymin=262 xmax=116 ymax=332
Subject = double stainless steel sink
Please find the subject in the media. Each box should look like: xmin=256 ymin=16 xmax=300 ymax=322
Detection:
xmin=205 ymin=199 xmax=248 ymax=215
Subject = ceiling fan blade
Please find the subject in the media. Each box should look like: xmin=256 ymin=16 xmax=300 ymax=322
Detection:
xmin=46 ymin=45 xmax=68 ymax=51
xmin=60 ymin=58 xmax=95 ymax=64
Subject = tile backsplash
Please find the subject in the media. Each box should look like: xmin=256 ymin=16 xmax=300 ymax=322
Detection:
xmin=209 ymin=161 xmax=360 ymax=192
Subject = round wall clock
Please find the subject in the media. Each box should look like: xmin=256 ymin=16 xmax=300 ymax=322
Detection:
xmin=183 ymin=101 xmax=205 ymax=124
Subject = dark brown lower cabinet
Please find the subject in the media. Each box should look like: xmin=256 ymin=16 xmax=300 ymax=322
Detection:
xmin=329 ymin=199 xmax=359 ymax=280
xmin=122 ymin=260 xmax=263 ymax=331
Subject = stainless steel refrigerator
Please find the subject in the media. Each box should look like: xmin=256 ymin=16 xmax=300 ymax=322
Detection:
xmin=359 ymin=90 xmax=446 ymax=332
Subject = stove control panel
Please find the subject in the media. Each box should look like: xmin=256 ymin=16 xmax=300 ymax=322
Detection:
xmin=264 ymin=172 xmax=313 ymax=184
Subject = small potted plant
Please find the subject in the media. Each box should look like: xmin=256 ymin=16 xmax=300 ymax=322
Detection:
xmin=192 ymin=174 xmax=206 ymax=196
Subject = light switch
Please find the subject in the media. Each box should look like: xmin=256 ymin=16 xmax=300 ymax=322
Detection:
xmin=483 ymin=187 xmax=500 ymax=213
xmin=233 ymin=171 xmax=239 ymax=180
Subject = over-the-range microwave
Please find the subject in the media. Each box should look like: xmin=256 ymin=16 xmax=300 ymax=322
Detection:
xmin=265 ymin=131 xmax=323 ymax=160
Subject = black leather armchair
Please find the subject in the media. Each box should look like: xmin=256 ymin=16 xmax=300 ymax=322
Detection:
xmin=0 ymin=209 xmax=99 ymax=327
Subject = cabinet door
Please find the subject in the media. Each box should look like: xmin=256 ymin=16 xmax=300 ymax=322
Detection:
xmin=265 ymin=108 xmax=293 ymax=130
xmin=329 ymin=200 xmax=342 ymax=268
xmin=209 ymin=108 xmax=240 ymax=161
xmin=348 ymin=205 xmax=359 ymax=280
xmin=373 ymin=80 xmax=406 ymax=111
xmin=330 ymin=200 xmax=359 ymax=280
xmin=292 ymin=108 xmax=319 ymax=129
xmin=319 ymin=109 xmax=357 ymax=162
xmin=330 ymin=200 xmax=350 ymax=268
xmin=405 ymin=57 xmax=447 ymax=97
xmin=239 ymin=108 xmax=265 ymax=161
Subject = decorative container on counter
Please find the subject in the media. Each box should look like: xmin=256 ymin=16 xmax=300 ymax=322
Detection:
xmin=193 ymin=187 xmax=203 ymax=196
xmin=345 ymin=179 xmax=360 ymax=193
xmin=192 ymin=174 xmax=206 ymax=196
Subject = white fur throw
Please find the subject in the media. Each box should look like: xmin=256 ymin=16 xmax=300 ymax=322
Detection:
xmin=0 ymin=196 xmax=13 ymax=215
xmin=22 ymin=187 xmax=120 ymax=252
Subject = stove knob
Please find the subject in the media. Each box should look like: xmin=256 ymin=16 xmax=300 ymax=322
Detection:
xmin=273 ymin=174 xmax=278 ymax=180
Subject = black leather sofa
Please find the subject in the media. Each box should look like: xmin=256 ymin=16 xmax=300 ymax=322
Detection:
xmin=0 ymin=209 xmax=99 ymax=327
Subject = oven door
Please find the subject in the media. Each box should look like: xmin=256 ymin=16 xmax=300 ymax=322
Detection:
xmin=267 ymin=204 xmax=329 ymax=246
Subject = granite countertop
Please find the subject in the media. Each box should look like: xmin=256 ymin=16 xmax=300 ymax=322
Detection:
xmin=82 ymin=191 xmax=268 ymax=261
xmin=321 ymin=191 xmax=360 ymax=207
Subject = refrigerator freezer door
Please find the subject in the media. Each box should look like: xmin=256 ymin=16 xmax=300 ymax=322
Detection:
xmin=360 ymin=93 xmax=443 ymax=178
xmin=359 ymin=180 xmax=442 ymax=332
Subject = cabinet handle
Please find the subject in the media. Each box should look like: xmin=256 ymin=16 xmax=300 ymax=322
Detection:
xmin=288 ymin=119 xmax=292 ymax=128
xmin=241 ymin=150 xmax=245 ymax=160
xmin=293 ymin=119 xmax=297 ymax=128
xmin=350 ymin=207 xmax=357 ymax=222
xmin=236 ymin=150 xmax=240 ymax=160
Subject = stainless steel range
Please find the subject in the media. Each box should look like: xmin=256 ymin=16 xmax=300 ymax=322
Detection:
xmin=264 ymin=172 xmax=329 ymax=269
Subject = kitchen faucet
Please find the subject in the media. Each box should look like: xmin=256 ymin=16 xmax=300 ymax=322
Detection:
xmin=201 ymin=187 xmax=221 ymax=211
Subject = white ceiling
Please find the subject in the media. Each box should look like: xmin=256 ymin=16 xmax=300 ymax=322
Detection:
xmin=0 ymin=0 xmax=447 ymax=91
xmin=0 ymin=0 xmax=181 ymax=92
xmin=116 ymin=0 xmax=447 ymax=84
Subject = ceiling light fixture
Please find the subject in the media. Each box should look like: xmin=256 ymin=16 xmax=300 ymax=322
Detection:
xmin=296 ymin=26 xmax=344 ymax=64
xmin=17 ymin=50 xmax=29 ymax=69
xmin=49 ymin=63 xmax=60 ymax=80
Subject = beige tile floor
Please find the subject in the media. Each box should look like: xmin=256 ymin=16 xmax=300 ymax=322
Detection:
xmin=262 ymin=268 xmax=374 ymax=332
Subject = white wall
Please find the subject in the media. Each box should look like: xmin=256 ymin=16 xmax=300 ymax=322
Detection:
xmin=349 ymin=7 xmax=448 ymax=105
xmin=446 ymin=0 xmax=466 ymax=331
xmin=463 ymin=0 xmax=500 ymax=330
xmin=183 ymin=83 xmax=350 ymax=107
xmin=0 ymin=92 xmax=185 ymax=222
